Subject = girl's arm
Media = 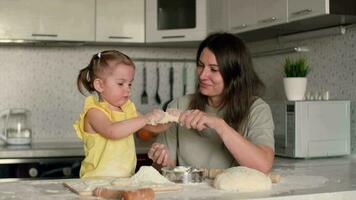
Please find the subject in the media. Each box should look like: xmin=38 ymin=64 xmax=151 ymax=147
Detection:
xmin=84 ymin=108 xmax=162 ymax=140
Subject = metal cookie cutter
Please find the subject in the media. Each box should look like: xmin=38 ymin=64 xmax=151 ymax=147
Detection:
xmin=161 ymin=166 xmax=204 ymax=184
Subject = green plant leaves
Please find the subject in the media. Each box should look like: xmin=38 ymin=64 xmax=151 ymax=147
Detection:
xmin=283 ymin=57 xmax=310 ymax=77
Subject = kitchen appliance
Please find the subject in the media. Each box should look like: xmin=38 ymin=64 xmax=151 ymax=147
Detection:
xmin=273 ymin=100 xmax=350 ymax=158
xmin=0 ymin=108 xmax=32 ymax=145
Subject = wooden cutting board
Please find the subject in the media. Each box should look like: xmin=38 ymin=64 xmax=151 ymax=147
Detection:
xmin=111 ymin=179 xmax=182 ymax=192
xmin=63 ymin=179 xmax=113 ymax=196
xmin=63 ymin=178 xmax=181 ymax=196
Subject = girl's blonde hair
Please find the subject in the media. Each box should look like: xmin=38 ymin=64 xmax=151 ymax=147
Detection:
xmin=77 ymin=50 xmax=135 ymax=96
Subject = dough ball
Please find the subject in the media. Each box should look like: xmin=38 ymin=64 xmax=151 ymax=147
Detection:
xmin=213 ymin=166 xmax=271 ymax=192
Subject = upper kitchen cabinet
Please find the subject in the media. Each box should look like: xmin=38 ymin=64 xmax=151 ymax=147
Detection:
xmin=288 ymin=0 xmax=329 ymax=22
xmin=255 ymin=0 xmax=287 ymax=29
xmin=0 ymin=0 xmax=95 ymax=42
xmin=237 ymin=0 xmax=356 ymax=42
xmin=228 ymin=0 xmax=287 ymax=34
xmin=145 ymin=0 xmax=227 ymax=43
xmin=228 ymin=0 xmax=256 ymax=33
xmin=96 ymin=0 xmax=144 ymax=43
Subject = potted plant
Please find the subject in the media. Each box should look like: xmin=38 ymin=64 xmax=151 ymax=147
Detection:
xmin=283 ymin=57 xmax=310 ymax=101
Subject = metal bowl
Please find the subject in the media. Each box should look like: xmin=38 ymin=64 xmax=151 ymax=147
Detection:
xmin=161 ymin=166 xmax=204 ymax=184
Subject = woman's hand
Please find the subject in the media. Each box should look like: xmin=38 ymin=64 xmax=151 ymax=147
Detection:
xmin=179 ymin=109 xmax=222 ymax=131
xmin=148 ymin=143 xmax=172 ymax=167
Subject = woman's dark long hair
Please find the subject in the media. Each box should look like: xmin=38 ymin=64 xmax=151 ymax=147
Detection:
xmin=189 ymin=33 xmax=265 ymax=132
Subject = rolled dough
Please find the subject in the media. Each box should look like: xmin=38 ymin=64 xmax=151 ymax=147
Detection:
xmin=213 ymin=166 xmax=272 ymax=192
xmin=148 ymin=112 xmax=179 ymax=125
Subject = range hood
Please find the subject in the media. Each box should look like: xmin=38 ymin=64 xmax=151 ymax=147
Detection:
xmin=238 ymin=0 xmax=356 ymax=42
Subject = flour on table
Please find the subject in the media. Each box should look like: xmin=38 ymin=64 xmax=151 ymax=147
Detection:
xmin=173 ymin=166 xmax=190 ymax=172
xmin=130 ymin=166 xmax=172 ymax=185
xmin=148 ymin=112 xmax=179 ymax=125
xmin=214 ymin=166 xmax=272 ymax=192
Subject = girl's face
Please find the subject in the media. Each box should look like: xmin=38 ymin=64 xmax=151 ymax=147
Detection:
xmin=98 ymin=63 xmax=135 ymax=110
xmin=197 ymin=48 xmax=225 ymax=105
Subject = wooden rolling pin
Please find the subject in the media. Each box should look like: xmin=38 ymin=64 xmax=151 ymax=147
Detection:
xmin=93 ymin=187 xmax=154 ymax=200
xmin=204 ymin=168 xmax=281 ymax=183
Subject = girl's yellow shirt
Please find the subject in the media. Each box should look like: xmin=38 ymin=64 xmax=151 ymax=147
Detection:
xmin=73 ymin=96 xmax=137 ymax=178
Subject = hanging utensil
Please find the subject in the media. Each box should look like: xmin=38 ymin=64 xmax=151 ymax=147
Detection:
xmin=182 ymin=62 xmax=187 ymax=95
xmin=155 ymin=65 xmax=162 ymax=104
xmin=162 ymin=63 xmax=174 ymax=111
xmin=140 ymin=63 xmax=148 ymax=104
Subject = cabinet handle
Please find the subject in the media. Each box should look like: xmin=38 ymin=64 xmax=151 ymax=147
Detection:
xmin=108 ymin=36 xmax=133 ymax=39
xmin=231 ymin=24 xmax=248 ymax=30
xmin=291 ymin=9 xmax=312 ymax=16
xmin=161 ymin=35 xmax=185 ymax=39
xmin=32 ymin=33 xmax=58 ymax=37
xmin=258 ymin=16 xmax=278 ymax=24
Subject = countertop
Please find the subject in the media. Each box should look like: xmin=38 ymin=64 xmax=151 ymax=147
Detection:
xmin=0 ymin=139 xmax=152 ymax=160
xmin=0 ymin=156 xmax=356 ymax=200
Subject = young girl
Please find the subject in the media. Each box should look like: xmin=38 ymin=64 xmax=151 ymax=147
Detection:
xmin=74 ymin=50 xmax=166 ymax=178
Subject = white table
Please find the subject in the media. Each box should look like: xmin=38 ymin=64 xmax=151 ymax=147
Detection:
xmin=0 ymin=156 xmax=355 ymax=200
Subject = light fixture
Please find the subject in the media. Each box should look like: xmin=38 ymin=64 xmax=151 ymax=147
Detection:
xmin=252 ymin=46 xmax=309 ymax=57
xmin=277 ymin=26 xmax=346 ymax=43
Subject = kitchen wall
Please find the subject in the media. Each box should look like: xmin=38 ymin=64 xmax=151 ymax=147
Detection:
xmin=0 ymin=45 xmax=196 ymax=144
xmin=0 ymin=25 xmax=355 ymax=153
xmin=250 ymin=25 xmax=356 ymax=153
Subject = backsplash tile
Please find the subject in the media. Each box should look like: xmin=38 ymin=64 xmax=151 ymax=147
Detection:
xmin=0 ymin=46 xmax=195 ymax=143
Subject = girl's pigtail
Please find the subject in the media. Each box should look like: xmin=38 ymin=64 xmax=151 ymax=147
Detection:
xmin=77 ymin=65 xmax=94 ymax=95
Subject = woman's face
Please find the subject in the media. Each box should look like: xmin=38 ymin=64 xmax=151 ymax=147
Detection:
xmin=197 ymin=48 xmax=224 ymax=102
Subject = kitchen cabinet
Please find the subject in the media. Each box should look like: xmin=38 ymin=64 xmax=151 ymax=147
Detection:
xmin=96 ymin=0 xmax=144 ymax=43
xmin=228 ymin=0 xmax=287 ymax=34
xmin=227 ymin=0 xmax=256 ymax=33
xmin=255 ymin=0 xmax=287 ymax=29
xmin=0 ymin=0 xmax=95 ymax=41
xmin=145 ymin=0 xmax=227 ymax=43
xmin=288 ymin=0 xmax=328 ymax=22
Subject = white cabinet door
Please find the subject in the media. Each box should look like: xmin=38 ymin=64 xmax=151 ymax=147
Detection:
xmin=255 ymin=0 xmax=287 ymax=29
xmin=0 ymin=0 xmax=95 ymax=41
xmin=228 ymin=0 xmax=256 ymax=33
xmin=96 ymin=0 xmax=144 ymax=43
xmin=227 ymin=0 xmax=287 ymax=33
xmin=288 ymin=0 xmax=328 ymax=22
xmin=0 ymin=0 xmax=34 ymax=40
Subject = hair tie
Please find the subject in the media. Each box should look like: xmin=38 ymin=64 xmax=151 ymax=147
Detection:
xmin=97 ymin=52 xmax=101 ymax=58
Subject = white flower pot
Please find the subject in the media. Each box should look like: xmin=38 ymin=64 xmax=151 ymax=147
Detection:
xmin=283 ymin=77 xmax=307 ymax=101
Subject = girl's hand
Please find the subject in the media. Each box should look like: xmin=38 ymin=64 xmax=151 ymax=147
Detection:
xmin=144 ymin=109 xmax=165 ymax=125
xmin=179 ymin=109 xmax=221 ymax=131
xmin=148 ymin=143 xmax=171 ymax=166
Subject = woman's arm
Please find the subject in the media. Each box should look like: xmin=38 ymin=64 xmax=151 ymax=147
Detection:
xmin=179 ymin=110 xmax=274 ymax=174
xmin=214 ymin=119 xmax=274 ymax=174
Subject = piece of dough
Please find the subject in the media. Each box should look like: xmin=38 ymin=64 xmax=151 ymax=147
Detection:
xmin=213 ymin=166 xmax=272 ymax=192
xmin=130 ymin=166 xmax=172 ymax=185
xmin=148 ymin=112 xmax=179 ymax=125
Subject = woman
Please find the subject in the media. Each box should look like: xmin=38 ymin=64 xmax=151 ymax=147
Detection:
xmin=148 ymin=33 xmax=274 ymax=174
